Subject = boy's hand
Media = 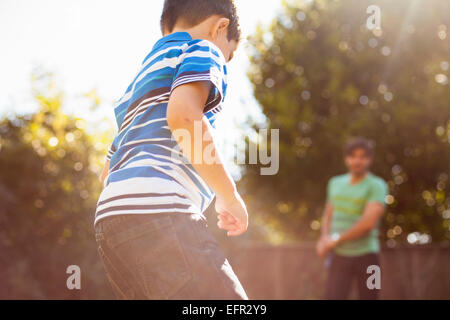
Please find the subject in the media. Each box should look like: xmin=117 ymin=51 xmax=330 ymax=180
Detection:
xmin=215 ymin=192 xmax=248 ymax=237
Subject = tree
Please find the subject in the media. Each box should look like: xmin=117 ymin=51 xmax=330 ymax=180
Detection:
xmin=243 ymin=0 xmax=450 ymax=244
xmin=0 ymin=71 xmax=113 ymax=298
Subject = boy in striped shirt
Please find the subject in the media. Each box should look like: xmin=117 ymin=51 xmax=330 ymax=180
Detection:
xmin=95 ymin=0 xmax=248 ymax=299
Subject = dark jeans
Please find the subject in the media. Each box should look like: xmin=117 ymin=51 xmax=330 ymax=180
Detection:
xmin=95 ymin=213 xmax=248 ymax=300
xmin=325 ymin=253 xmax=380 ymax=300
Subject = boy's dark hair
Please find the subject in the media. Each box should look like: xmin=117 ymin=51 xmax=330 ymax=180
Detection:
xmin=344 ymin=138 xmax=375 ymax=157
xmin=160 ymin=0 xmax=241 ymax=41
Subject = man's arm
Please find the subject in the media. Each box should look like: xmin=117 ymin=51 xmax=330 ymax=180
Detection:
xmin=316 ymin=203 xmax=333 ymax=256
xmin=320 ymin=203 xmax=334 ymax=237
xmin=319 ymin=202 xmax=385 ymax=256
xmin=167 ymin=81 xmax=248 ymax=236
xmin=336 ymin=202 xmax=385 ymax=244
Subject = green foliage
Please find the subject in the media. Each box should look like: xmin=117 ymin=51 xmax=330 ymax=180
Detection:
xmin=244 ymin=0 xmax=450 ymax=243
xmin=0 ymin=72 xmax=113 ymax=299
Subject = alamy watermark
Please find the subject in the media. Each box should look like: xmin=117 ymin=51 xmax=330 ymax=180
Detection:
xmin=66 ymin=265 xmax=81 ymax=290
xmin=366 ymin=265 xmax=381 ymax=290
xmin=366 ymin=5 xmax=381 ymax=30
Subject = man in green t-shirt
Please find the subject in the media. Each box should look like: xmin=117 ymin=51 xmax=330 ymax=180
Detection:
xmin=316 ymin=138 xmax=388 ymax=300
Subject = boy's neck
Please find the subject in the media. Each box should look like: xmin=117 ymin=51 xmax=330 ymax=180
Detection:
xmin=168 ymin=27 xmax=211 ymax=42
xmin=164 ymin=17 xmax=217 ymax=42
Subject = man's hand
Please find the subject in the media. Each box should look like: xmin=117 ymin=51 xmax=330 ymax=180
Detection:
xmin=316 ymin=201 xmax=385 ymax=258
xmin=215 ymin=192 xmax=248 ymax=237
xmin=316 ymin=235 xmax=338 ymax=258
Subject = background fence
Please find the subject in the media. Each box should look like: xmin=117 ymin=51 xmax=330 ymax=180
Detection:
xmin=223 ymin=244 xmax=450 ymax=300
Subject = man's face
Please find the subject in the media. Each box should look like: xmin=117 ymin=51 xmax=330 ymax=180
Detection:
xmin=345 ymin=148 xmax=373 ymax=176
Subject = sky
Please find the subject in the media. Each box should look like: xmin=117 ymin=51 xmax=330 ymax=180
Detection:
xmin=0 ymin=0 xmax=284 ymax=135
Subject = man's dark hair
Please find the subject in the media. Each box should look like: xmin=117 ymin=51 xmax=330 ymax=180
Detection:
xmin=160 ymin=0 xmax=241 ymax=41
xmin=344 ymin=138 xmax=375 ymax=157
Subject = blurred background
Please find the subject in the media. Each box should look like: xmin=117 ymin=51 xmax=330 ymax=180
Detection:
xmin=0 ymin=0 xmax=449 ymax=299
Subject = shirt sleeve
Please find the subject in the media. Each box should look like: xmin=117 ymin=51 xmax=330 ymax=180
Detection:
xmin=368 ymin=179 xmax=388 ymax=204
xmin=171 ymin=40 xmax=227 ymax=113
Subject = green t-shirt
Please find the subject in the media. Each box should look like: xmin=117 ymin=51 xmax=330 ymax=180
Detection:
xmin=327 ymin=173 xmax=388 ymax=257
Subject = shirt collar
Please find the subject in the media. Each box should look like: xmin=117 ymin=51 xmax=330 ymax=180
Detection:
xmin=152 ymin=32 xmax=193 ymax=51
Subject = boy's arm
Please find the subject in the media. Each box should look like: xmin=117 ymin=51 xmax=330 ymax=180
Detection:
xmin=100 ymin=160 xmax=110 ymax=188
xmin=167 ymin=81 xmax=248 ymax=236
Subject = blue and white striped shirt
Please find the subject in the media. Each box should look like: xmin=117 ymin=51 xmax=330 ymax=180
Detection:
xmin=95 ymin=32 xmax=227 ymax=225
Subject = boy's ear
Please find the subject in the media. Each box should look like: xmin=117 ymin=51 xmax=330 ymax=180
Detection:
xmin=212 ymin=17 xmax=230 ymax=39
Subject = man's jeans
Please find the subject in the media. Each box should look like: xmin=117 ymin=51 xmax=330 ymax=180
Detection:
xmin=95 ymin=213 xmax=248 ymax=300
xmin=324 ymin=252 xmax=380 ymax=300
